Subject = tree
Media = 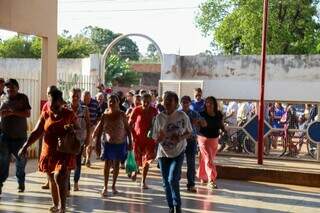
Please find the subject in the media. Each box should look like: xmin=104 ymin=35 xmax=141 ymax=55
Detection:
xmin=105 ymin=54 xmax=141 ymax=87
xmin=0 ymin=36 xmax=36 ymax=58
xmin=146 ymin=43 xmax=160 ymax=62
xmin=0 ymin=33 xmax=95 ymax=58
xmin=0 ymin=27 xmax=142 ymax=87
xmin=82 ymin=26 xmax=140 ymax=60
xmin=0 ymin=27 xmax=140 ymax=60
xmin=57 ymin=35 xmax=96 ymax=58
xmin=196 ymin=0 xmax=320 ymax=55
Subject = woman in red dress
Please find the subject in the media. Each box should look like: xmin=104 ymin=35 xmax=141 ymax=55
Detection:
xmin=128 ymin=93 xmax=158 ymax=189
xmin=19 ymin=89 xmax=77 ymax=213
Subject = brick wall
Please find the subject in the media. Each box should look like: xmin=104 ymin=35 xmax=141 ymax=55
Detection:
xmin=113 ymin=63 xmax=161 ymax=92
xmin=130 ymin=63 xmax=160 ymax=73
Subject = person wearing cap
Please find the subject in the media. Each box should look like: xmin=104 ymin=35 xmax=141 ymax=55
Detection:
xmin=0 ymin=79 xmax=31 ymax=195
xmin=179 ymin=95 xmax=201 ymax=193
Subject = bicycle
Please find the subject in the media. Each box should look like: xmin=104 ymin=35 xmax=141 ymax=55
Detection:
xmin=218 ymin=119 xmax=256 ymax=155
xmin=307 ymin=139 xmax=318 ymax=159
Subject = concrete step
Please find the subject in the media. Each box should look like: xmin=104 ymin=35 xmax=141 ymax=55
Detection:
xmin=215 ymin=155 xmax=320 ymax=187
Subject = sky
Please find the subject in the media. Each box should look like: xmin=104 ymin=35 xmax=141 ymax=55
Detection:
xmin=0 ymin=0 xmax=212 ymax=55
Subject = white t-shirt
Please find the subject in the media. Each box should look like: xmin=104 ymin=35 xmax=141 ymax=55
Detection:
xmin=152 ymin=110 xmax=192 ymax=158
xmin=226 ymin=101 xmax=238 ymax=125
xmin=237 ymin=102 xmax=251 ymax=123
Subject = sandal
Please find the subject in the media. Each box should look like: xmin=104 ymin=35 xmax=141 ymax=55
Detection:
xmin=131 ymin=172 xmax=137 ymax=182
xmin=187 ymin=186 xmax=197 ymax=193
xmin=112 ymin=188 xmax=119 ymax=195
xmin=49 ymin=206 xmax=60 ymax=213
xmin=141 ymin=183 xmax=149 ymax=190
xmin=101 ymin=188 xmax=108 ymax=197
xmin=208 ymin=181 xmax=218 ymax=190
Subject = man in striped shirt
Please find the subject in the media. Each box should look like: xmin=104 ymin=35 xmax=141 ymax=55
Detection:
xmin=82 ymin=91 xmax=100 ymax=167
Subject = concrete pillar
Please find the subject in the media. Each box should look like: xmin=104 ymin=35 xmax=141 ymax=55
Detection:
xmin=41 ymin=36 xmax=57 ymax=100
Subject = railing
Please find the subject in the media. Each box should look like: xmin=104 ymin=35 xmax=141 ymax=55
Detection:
xmin=220 ymin=125 xmax=318 ymax=161
xmin=57 ymin=72 xmax=98 ymax=101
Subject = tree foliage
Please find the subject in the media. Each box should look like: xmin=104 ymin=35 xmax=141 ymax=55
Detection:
xmin=82 ymin=26 xmax=140 ymax=60
xmin=0 ymin=33 xmax=95 ymax=58
xmin=196 ymin=0 xmax=320 ymax=55
xmin=146 ymin=43 xmax=160 ymax=62
xmin=138 ymin=43 xmax=161 ymax=63
xmin=0 ymin=26 xmax=141 ymax=87
xmin=0 ymin=36 xmax=36 ymax=58
xmin=105 ymin=54 xmax=141 ymax=87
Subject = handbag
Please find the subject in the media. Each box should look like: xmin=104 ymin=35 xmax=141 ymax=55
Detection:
xmin=57 ymin=126 xmax=81 ymax=155
xmin=125 ymin=151 xmax=138 ymax=175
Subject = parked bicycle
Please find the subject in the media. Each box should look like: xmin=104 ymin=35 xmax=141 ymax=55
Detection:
xmin=219 ymin=119 xmax=256 ymax=155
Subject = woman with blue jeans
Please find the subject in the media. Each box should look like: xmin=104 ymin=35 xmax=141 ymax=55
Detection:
xmin=68 ymin=88 xmax=91 ymax=192
xmin=153 ymin=91 xmax=192 ymax=213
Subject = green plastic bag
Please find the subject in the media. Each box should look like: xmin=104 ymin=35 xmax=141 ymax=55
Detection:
xmin=126 ymin=151 xmax=138 ymax=175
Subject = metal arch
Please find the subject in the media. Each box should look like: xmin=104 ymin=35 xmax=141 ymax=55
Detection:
xmin=99 ymin=33 xmax=163 ymax=84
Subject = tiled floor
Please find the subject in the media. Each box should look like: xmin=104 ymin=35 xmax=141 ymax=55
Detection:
xmin=1 ymin=160 xmax=320 ymax=213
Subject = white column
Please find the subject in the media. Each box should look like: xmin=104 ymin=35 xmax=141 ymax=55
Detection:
xmin=41 ymin=36 xmax=57 ymax=100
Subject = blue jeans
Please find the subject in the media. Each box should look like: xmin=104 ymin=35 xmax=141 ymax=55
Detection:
xmin=0 ymin=133 xmax=27 ymax=187
xmin=74 ymin=145 xmax=84 ymax=183
xmin=185 ymin=138 xmax=197 ymax=188
xmin=158 ymin=152 xmax=184 ymax=209
xmin=68 ymin=145 xmax=84 ymax=189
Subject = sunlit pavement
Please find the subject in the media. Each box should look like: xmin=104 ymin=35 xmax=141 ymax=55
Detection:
xmin=1 ymin=159 xmax=320 ymax=213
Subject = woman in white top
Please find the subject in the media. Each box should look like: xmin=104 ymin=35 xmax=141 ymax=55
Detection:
xmin=152 ymin=91 xmax=192 ymax=213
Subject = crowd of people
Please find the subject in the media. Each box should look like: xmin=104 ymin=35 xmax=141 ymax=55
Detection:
xmin=2 ymin=77 xmax=315 ymax=213
xmin=222 ymin=99 xmax=318 ymax=154
xmin=223 ymin=101 xmax=317 ymax=130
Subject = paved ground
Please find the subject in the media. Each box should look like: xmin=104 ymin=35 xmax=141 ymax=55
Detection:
xmin=1 ymin=159 xmax=320 ymax=213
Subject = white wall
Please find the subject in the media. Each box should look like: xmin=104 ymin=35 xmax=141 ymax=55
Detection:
xmin=162 ymin=54 xmax=320 ymax=102
xmin=0 ymin=57 xmax=98 ymax=130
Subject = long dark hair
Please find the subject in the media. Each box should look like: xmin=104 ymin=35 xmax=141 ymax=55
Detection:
xmin=49 ymin=89 xmax=63 ymax=103
xmin=108 ymin=94 xmax=120 ymax=105
xmin=205 ymin=96 xmax=222 ymax=118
